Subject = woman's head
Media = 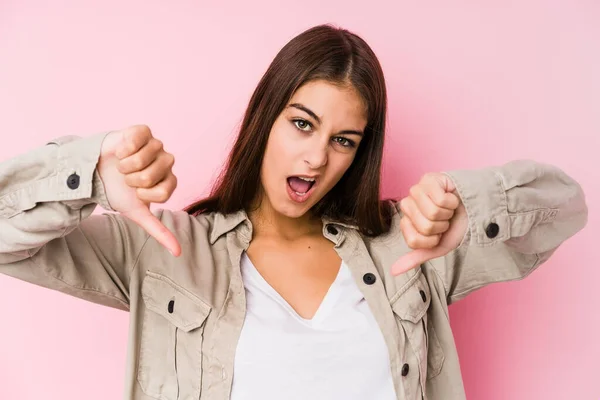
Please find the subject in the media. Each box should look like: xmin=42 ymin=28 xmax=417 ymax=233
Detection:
xmin=184 ymin=24 xmax=393 ymax=236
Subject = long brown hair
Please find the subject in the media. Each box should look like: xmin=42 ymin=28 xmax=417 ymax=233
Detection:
xmin=183 ymin=24 xmax=393 ymax=236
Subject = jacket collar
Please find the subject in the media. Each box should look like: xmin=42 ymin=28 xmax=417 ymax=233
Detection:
xmin=208 ymin=209 xmax=359 ymax=245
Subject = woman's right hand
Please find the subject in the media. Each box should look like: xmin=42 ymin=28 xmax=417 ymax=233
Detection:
xmin=97 ymin=125 xmax=181 ymax=257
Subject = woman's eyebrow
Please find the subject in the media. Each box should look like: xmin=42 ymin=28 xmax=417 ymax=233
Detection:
xmin=339 ymin=129 xmax=364 ymax=137
xmin=288 ymin=103 xmax=321 ymax=124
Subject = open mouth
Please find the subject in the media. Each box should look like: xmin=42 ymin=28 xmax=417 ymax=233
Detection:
xmin=287 ymin=176 xmax=316 ymax=195
xmin=286 ymin=176 xmax=318 ymax=203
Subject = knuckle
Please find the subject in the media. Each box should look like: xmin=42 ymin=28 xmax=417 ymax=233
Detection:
xmin=399 ymin=197 xmax=408 ymax=213
xmin=135 ymin=187 xmax=148 ymax=201
xmin=451 ymin=194 xmax=462 ymax=208
xmin=131 ymin=156 xmax=145 ymax=171
xmin=405 ymin=235 xmax=419 ymax=248
xmin=156 ymin=187 xmax=170 ymax=202
xmin=116 ymin=160 xmax=127 ymax=174
xmin=427 ymin=207 xmax=443 ymax=220
xmin=422 ymin=237 xmax=437 ymax=249
xmin=124 ymin=174 xmax=134 ymax=187
xmin=120 ymin=142 xmax=136 ymax=157
xmin=139 ymin=173 xmax=153 ymax=186
xmin=444 ymin=194 xmax=456 ymax=209
xmin=130 ymin=135 xmax=145 ymax=149
xmin=430 ymin=192 xmax=443 ymax=206
xmin=136 ymin=124 xmax=151 ymax=136
xmin=423 ymin=208 xmax=435 ymax=220
xmin=409 ymin=185 xmax=419 ymax=197
xmin=421 ymin=221 xmax=436 ymax=235
xmin=165 ymin=153 xmax=175 ymax=167
xmin=131 ymin=126 xmax=151 ymax=147
xmin=419 ymin=173 xmax=432 ymax=183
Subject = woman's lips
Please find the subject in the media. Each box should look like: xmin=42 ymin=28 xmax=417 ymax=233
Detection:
xmin=286 ymin=177 xmax=318 ymax=203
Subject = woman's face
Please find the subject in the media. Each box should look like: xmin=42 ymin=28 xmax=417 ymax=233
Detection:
xmin=259 ymin=79 xmax=368 ymax=219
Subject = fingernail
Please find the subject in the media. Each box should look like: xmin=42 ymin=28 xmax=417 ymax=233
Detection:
xmin=168 ymin=249 xmax=175 ymax=256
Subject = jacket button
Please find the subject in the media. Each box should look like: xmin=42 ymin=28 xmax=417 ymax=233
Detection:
xmin=67 ymin=173 xmax=80 ymax=190
xmin=168 ymin=300 xmax=175 ymax=314
xmin=485 ymin=223 xmax=500 ymax=238
xmin=401 ymin=363 xmax=410 ymax=376
xmin=420 ymin=289 xmax=427 ymax=302
xmin=363 ymin=273 xmax=376 ymax=285
xmin=326 ymin=225 xmax=338 ymax=235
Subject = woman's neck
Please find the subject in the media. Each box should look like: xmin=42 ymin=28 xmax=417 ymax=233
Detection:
xmin=248 ymin=198 xmax=322 ymax=241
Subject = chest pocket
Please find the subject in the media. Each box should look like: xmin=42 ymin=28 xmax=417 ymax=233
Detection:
xmin=390 ymin=269 xmax=445 ymax=398
xmin=138 ymin=272 xmax=212 ymax=400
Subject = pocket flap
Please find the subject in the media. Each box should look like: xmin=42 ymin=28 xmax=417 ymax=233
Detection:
xmin=141 ymin=272 xmax=211 ymax=333
xmin=390 ymin=269 xmax=431 ymax=323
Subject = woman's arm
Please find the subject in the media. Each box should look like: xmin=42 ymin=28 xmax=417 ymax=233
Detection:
xmin=426 ymin=159 xmax=588 ymax=304
xmin=0 ymin=133 xmax=153 ymax=310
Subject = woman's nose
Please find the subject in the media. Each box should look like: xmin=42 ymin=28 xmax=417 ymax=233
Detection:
xmin=304 ymin=145 xmax=328 ymax=169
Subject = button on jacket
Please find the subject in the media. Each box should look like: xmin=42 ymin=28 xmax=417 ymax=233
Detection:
xmin=0 ymin=132 xmax=588 ymax=399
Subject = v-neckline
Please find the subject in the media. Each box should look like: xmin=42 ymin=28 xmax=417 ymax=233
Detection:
xmin=241 ymin=252 xmax=344 ymax=327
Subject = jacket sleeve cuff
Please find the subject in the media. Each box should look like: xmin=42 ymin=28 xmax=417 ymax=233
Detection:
xmin=50 ymin=131 xmax=116 ymax=212
xmin=442 ymin=166 xmax=510 ymax=247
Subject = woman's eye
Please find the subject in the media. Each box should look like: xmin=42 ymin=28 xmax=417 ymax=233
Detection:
xmin=333 ymin=137 xmax=356 ymax=148
xmin=293 ymin=119 xmax=312 ymax=132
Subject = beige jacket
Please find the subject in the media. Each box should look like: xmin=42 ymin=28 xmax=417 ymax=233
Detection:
xmin=0 ymin=132 xmax=588 ymax=400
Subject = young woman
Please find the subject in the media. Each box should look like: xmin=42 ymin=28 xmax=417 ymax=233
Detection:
xmin=0 ymin=24 xmax=588 ymax=400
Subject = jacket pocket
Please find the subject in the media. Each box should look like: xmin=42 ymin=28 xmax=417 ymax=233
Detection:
xmin=138 ymin=272 xmax=212 ymax=400
xmin=390 ymin=269 xmax=445 ymax=390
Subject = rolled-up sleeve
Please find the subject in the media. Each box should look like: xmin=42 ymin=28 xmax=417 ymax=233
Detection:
xmin=0 ymin=133 xmax=152 ymax=311
xmin=427 ymin=159 xmax=588 ymax=304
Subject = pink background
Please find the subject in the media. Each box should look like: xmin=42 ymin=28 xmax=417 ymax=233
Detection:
xmin=0 ymin=1 xmax=598 ymax=399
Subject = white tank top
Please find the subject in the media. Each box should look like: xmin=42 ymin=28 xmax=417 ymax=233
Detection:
xmin=230 ymin=252 xmax=397 ymax=400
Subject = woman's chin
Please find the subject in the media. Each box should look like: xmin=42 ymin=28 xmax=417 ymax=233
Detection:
xmin=277 ymin=204 xmax=310 ymax=219
xmin=275 ymin=197 xmax=316 ymax=219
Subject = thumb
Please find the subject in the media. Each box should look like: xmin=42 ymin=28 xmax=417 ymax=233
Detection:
xmin=391 ymin=247 xmax=444 ymax=276
xmin=124 ymin=207 xmax=182 ymax=257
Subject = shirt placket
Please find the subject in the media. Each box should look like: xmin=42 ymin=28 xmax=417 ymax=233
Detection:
xmin=200 ymin=224 xmax=250 ymax=400
xmin=323 ymin=223 xmax=412 ymax=399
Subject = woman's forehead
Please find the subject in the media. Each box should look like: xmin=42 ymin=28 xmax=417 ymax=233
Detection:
xmin=287 ymin=81 xmax=368 ymax=124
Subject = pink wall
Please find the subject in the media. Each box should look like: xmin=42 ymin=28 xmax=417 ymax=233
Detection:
xmin=0 ymin=1 xmax=597 ymax=399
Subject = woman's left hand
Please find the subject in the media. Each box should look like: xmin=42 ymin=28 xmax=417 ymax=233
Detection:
xmin=391 ymin=172 xmax=469 ymax=276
